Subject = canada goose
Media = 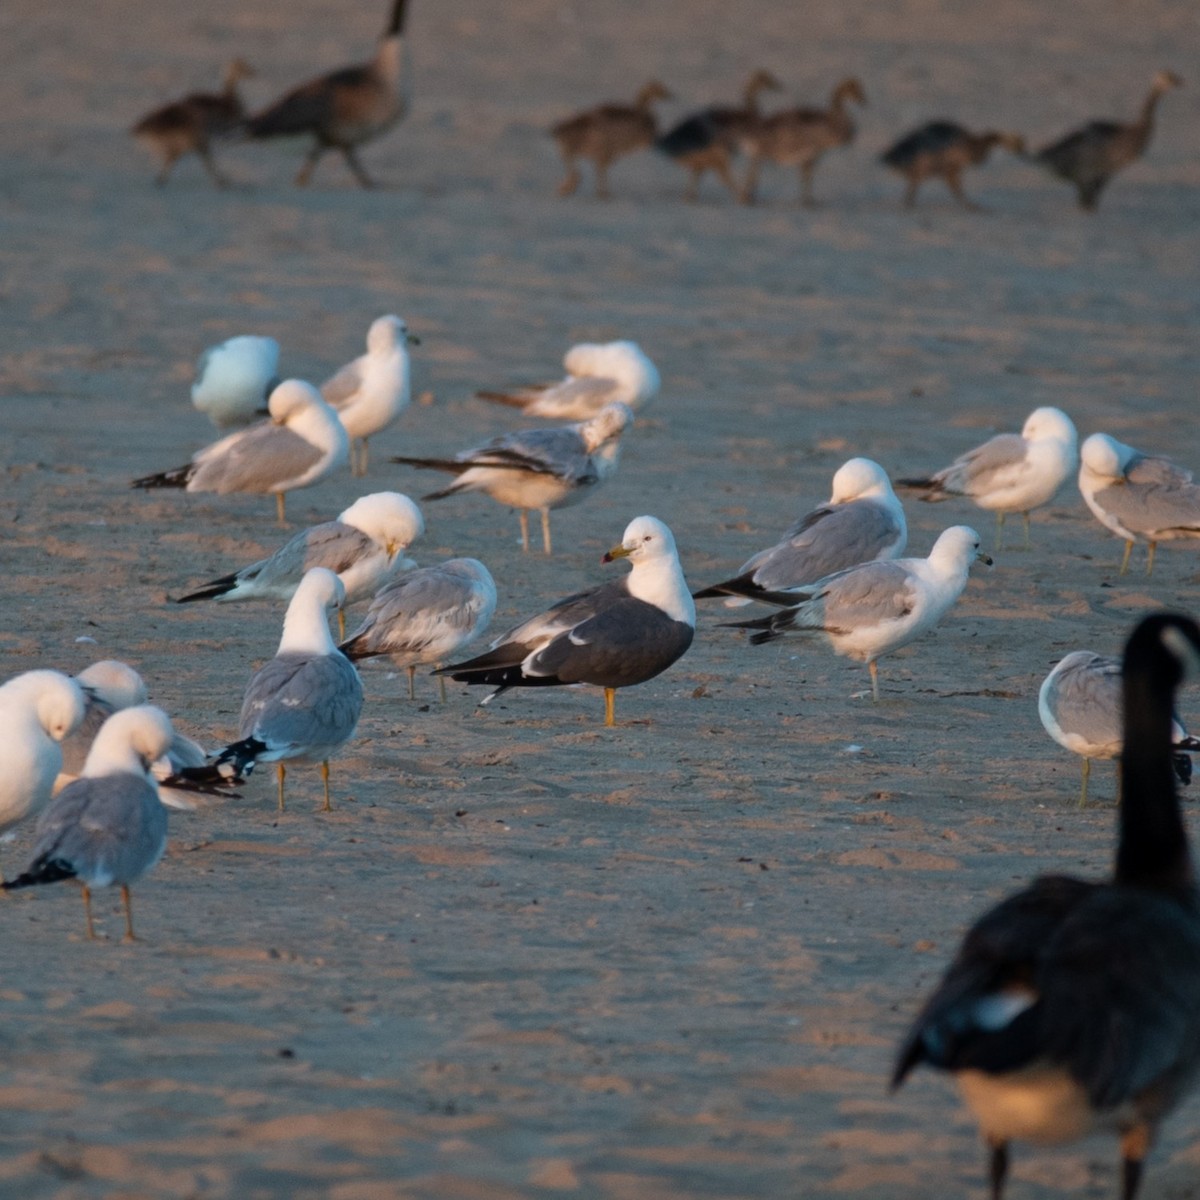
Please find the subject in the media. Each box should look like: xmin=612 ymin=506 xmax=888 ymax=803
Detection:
xmin=656 ymin=69 xmax=782 ymax=202
xmin=130 ymin=58 xmax=254 ymax=188
xmin=893 ymin=611 xmax=1200 ymax=1200
xmin=880 ymin=122 xmax=1025 ymax=209
xmin=244 ymin=0 xmax=411 ymax=188
xmin=1035 ymin=69 xmax=1182 ymax=211
xmin=551 ymin=80 xmax=673 ymax=199
xmin=740 ymin=76 xmax=866 ymax=206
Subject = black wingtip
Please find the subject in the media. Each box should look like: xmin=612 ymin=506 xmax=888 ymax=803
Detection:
xmin=132 ymin=464 xmax=192 ymax=490
xmin=174 ymin=576 xmax=237 ymax=604
xmin=2 ymin=857 xmax=77 ymax=891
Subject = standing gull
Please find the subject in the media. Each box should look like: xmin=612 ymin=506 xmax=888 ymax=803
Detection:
xmin=191 ymin=334 xmax=280 ymax=431
xmin=133 ymin=379 xmax=349 ymax=525
xmin=321 ymin=314 xmax=418 ymax=476
xmin=898 ymin=407 xmax=1078 ymax=547
xmin=4 ymin=706 xmax=176 ymax=941
xmin=437 ymin=516 xmax=694 ymax=727
xmin=693 ymin=457 xmax=907 ymax=607
xmin=893 ymin=613 xmax=1200 ymax=1200
xmin=1039 ymin=649 xmax=1200 ymax=807
xmin=196 ymin=568 xmax=364 ymax=812
xmin=392 ymin=402 xmax=632 ymax=555
xmin=476 ymin=341 xmax=659 ymax=420
xmin=0 ymin=670 xmax=86 ymax=881
xmin=724 ymin=525 xmax=991 ymax=702
xmin=1078 ymin=432 xmax=1200 ymax=576
xmin=341 ymin=558 xmax=497 ymax=700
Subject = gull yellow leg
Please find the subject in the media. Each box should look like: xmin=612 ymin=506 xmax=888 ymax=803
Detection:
xmin=276 ymin=493 xmax=287 ymax=526
xmin=540 ymin=508 xmax=553 ymax=556
xmin=1119 ymin=539 xmax=1133 ymax=576
xmin=518 ymin=511 xmax=530 ymax=552
xmin=337 ymin=607 xmax=346 ymax=640
xmin=869 ymin=660 xmax=880 ymax=703
xmin=407 ymin=664 xmax=417 ymax=700
xmin=1079 ymin=757 xmax=1090 ymax=809
xmin=437 ymin=668 xmax=447 ymax=703
xmin=604 ymin=687 xmax=616 ymax=727
xmin=1146 ymin=541 xmax=1157 ymax=577
xmin=995 ymin=511 xmax=1006 ymax=551
xmin=360 ymin=439 xmax=370 ymax=475
xmin=121 ymin=884 xmax=137 ymax=942
xmin=82 ymin=884 xmax=96 ymax=940
xmin=277 ymin=763 xmax=287 ymax=812
xmin=321 ymin=760 xmax=332 ymax=812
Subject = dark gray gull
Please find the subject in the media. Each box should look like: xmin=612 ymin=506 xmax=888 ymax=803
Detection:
xmin=1039 ymin=649 xmax=1200 ymax=807
xmin=191 ymin=334 xmax=280 ymax=430
xmin=893 ymin=613 xmax=1200 ymax=1200
xmin=4 ymin=705 xmax=176 ymax=941
xmin=133 ymin=379 xmax=349 ymax=525
xmin=437 ymin=516 xmax=694 ymax=726
xmin=694 ymin=457 xmax=907 ymax=607
xmin=340 ymin=557 xmax=497 ymax=700
xmin=393 ymin=401 xmax=632 ymax=555
xmin=1078 ymin=432 xmax=1200 ymax=576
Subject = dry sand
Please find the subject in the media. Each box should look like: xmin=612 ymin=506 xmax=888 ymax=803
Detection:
xmin=2 ymin=0 xmax=1200 ymax=1196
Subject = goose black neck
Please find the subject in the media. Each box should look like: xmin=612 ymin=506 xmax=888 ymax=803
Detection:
xmin=1116 ymin=631 xmax=1194 ymax=893
xmin=387 ymin=0 xmax=410 ymax=37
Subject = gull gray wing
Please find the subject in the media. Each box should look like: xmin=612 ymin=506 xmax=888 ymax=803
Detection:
xmin=809 ymin=560 xmax=918 ymax=633
xmin=1044 ymin=653 xmax=1122 ymax=749
xmin=524 ymin=375 xmax=619 ymax=418
xmin=320 ymin=356 xmax=366 ymax=409
xmin=239 ymin=653 xmax=363 ymax=754
xmin=495 ymin=579 xmax=631 ymax=649
xmin=1092 ymin=474 xmax=1200 ymax=537
xmin=941 ymin=433 xmax=1030 ymax=496
xmin=247 ymin=522 xmax=377 ymax=589
xmin=345 ymin=568 xmax=491 ymax=658
xmin=190 ymin=423 xmax=324 ymax=495
xmin=57 ymin=694 xmax=117 ymax=778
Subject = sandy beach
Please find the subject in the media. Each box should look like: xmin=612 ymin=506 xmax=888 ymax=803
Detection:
xmin=2 ymin=0 xmax=1200 ymax=1196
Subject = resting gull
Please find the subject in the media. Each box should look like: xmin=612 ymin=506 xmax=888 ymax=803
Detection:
xmin=133 ymin=379 xmax=349 ymax=525
xmin=724 ymin=525 xmax=991 ymax=701
xmin=899 ymin=407 xmax=1078 ymax=547
xmin=437 ymin=515 xmax=694 ymax=726
xmin=190 ymin=567 xmax=364 ymax=811
xmin=392 ymin=401 xmax=632 ymax=555
xmin=3 ymin=705 xmax=175 ymax=941
xmin=1039 ymin=648 xmax=1200 ymax=807
xmin=341 ymin=557 xmax=497 ymax=700
xmin=476 ymin=340 xmax=659 ymax=420
xmin=321 ymin=314 xmax=418 ymax=476
xmin=191 ymin=334 xmax=281 ymax=430
xmin=694 ymin=457 xmax=907 ymax=607
xmin=1078 ymin=432 xmax=1200 ymax=575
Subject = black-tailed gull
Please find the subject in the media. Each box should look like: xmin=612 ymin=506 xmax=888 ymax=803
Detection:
xmin=476 ymin=341 xmax=659 ymax=420
xmin=133 ymin=379 xmax=349 ymax=525
xmin=725 ymin=525 xmax=991 ymax=701
xmin=392 ymin=401 xmax=632 ymax=555
xmin=1078 ymin=432 xmax=1200 ymax=576
xmin=321 ymin=314 xmax=418 ymax=476
xmin=4 ymin=705 xmax=176 ymax=941
xmin=892 ymin=612 xmax=1200 ymax=1200
xmin=899 ymin=407 xmax=1078 ymax=547
xmin=341 ymin=557 xmax=497 ymax=700
xmin=694 ymin=457 xmax=907 ymax=607
xmin=191 ymin=334 xmax=280 ymax=430
xmin=437 ymin=515 xmax=694 ymax=726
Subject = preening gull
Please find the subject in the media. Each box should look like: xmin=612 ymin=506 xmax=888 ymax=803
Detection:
xmin=176 ymin=491 xmax=424 ymax=635
xmin=393 ymin=401 xmax=632 ymax=555
xmin=341 ymin=558 xmax=497 ymax=700
xmin=1078 ymin=432 xmax=1200 ymax=576
xmin=724 ymin=525 xmax=991 ymax=701
xmin=899 ymin=407 xmax=1078 ymax=547
xmin=3 ymin=705 xmax=175 ymax=941
xmin=476 ymin=340 xmax=659 ymax=420
xmin=438 ymin=516 xmax=694 ymax=726
xmin=694 ymin=457 xmax=907 ymax=607
xmin=189 ymin=568 xmax=364 ymax=811
xmin=133 ymin=379 xmax=349 ymax=525
xmin=0 ymin=670 xmax=86 ymax=878
xmin=191 ymin=334 xmax=280 ymax=430
xmin=1039 ymin=649 xmax=1200 ymax=807
xmin=321 ymin=314 xmax=418 ymax=476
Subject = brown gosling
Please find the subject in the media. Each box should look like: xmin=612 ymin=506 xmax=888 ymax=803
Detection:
xmin=656 ymin=69 xmax=782 ymax=202
xmin=1035 ymin=69 xmax=1182 ymax=211
xmin=551 ymin=80 xmax=672 ymax=199
xmin=244 ymin=0 xmax=411 ymax=189
xmin=130 ymin=58 xmax=254 ymax=188
xmin=881 ymin=122 xmax=1025 ymax=209
xmin=740 ymin=76 xmax=867 ymax=207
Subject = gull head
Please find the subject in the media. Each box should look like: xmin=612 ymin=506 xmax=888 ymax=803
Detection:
xmin=339 ymin=492 xmax=425 ymax=553
xmin=294 ymin=566 xmax=347 ymax=613
xmin=564 ymin=341 xmax=660 ymax=406
xmin=930 ymin=525 xmax=992 ymax=569
xmin=7 ymin=670 xmax=88 ymax=743
xmin=830 ymin=457 xmax=892 ymax=504
xmin=367 ymin=314 xmax=418 ymax=354
xmin=86 ymin=705 xmax=175 ymax=778
xmin=77 ymin=660 xmax=149 ymax=710
xmin=603 ymin=515 xmax=678 ymax=566
xmin=1022 ymin=407 xmax=1077 ymax=448
xmin=268 ymin=379 xmax=325 ymax=425
xmin=1080 ymin=432 xmax=1135 ymax=480
xmin=581 ymin=402 xmax=634 ymax=451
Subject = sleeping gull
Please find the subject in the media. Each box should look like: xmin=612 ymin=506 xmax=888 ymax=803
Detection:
xmin=133 ymin=379 xmax=349 ymax=525
xmin=341 ymin=558 xmax=497 ymax=700
xmin=1078 ymin=432 xmax=1200 ymax=575
xmin=392 ymin=401 xmax=632 ymax=555
xmin=1039 ymin=649 xmax=1200 ymax=807
xmin=476 ymin=340 xmax=659 ymax=420
xmin=724 ymin=525 xmax=991 ymax=702
xmin=694 ymin=457 xmax=907 ymax=607
xmin=3 ymin=705 xmax=175 ymax=941
xmin=189 ymin=567 xmax=364 ymax=812
xmin=898 ymin=407 xmax=1078 ymax=547
xmin=191 ymin=334 xmax=281 ymax=430
xmin=437 ymin=515 xmax=694 ymax=726
xmin=321 ymin=314 xmax=418 ymax=476
xmin=0 ymin=670 xmax=86 ymax=880
xmin=176 ymin=491 xmax=424 ymax=634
